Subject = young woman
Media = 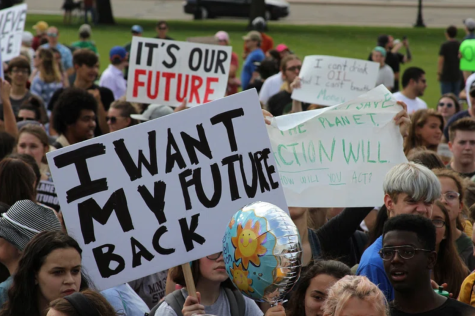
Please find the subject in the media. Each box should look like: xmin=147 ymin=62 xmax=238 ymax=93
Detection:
xmin=322 ymin=275 xmax=388 ymax=316
xmin=433 ymin=168 xmax=475 ymax=270
xmin=431 ymin=201 xmax=469 ymax=299
xmin=30 ymin=48 xmax=63 ymax=108
xmin=0 ymin=158 xmax=36 ymax=206
xmin=107 ymin=101 xmax=138 ymax=132
xmin=403 ymin=109 xmax=444 ymax=156
xmin=0 ymin=231 xmax=90 ymax=316
xmin=436 ymin=93 xmax=460 ymax=126
xmin=16 ymin=125 xmax=52 ymax=180
xmin=48 ymin=290 xmax=117 ymax=316
xmin=17 ymin=97 xmax=49 ymax=125
xmin=153 ymin=252 xmax=263 ymax=316
xmin=286 ymin=260 xmax=352 ymax=316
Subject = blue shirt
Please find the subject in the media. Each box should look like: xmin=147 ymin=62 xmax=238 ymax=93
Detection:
xmin=443 ymin=110 xmax=470 ymax=140
xmin=463 ymin=34 xmax=475 ymax=41
xmin=241 ymin=48 xmax=265 ymax=90
xmin=0 ymin=276 xmax=12 ymax=307
xmin=41 ymin=43 xmax=73 ymax=71
xmin=356 ymin=236 xmax=394 ymax=301
xmin=101 ymin=283 xmax=150 ymax=316
xmin=31 ymin=75 xmax=64 ymax=107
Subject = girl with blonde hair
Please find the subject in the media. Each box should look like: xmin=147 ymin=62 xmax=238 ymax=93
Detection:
xmin=30 ymin=48 xmax=63 ymax=107
xmin=403 ymin=109 xmax=444 ymax=156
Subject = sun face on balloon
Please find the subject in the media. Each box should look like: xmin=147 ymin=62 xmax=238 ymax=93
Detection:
xmin=231 ymin=219 xmax=267 ymax=269
xmin=230 ymin=262 xmax=254 ymax=294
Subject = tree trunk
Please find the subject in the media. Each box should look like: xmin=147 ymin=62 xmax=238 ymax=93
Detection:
xmin=248 ymin=0 xmax=266 ymax=30
xmin=96 ymin=0 xmax=115 ymax=24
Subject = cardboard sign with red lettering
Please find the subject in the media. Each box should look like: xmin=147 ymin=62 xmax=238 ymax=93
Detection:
xmin=126 ymin=37 xmax=232 ymax=107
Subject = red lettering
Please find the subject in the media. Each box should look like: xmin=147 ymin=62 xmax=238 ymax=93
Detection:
xmin=189 ymin=75 xmax=203 ymax=104
xmin=203 ymin=77 xmax=219 ymax=103
xmin=176 ymin=74 xmax=190 ymax=102
xmin=163 ymin=72 xmax=176 ymax=101
xmin=133 ymin=69 xmax=146 ymax=97
xmin=147 ymin=71 xmax=160 ymax=99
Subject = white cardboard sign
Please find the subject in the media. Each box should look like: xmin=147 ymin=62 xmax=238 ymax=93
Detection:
xmin=126 ymin=37 xmax=232 ymax=107
xmin=0 ymin=4 xmax=27 ymax=62
xmin=269 ymin=85 xmax=407 ymax=207
xmin=47 ymin=90 xmax=287 ymax=290
xmin=292 ymin=55 xmax=379 ymax=106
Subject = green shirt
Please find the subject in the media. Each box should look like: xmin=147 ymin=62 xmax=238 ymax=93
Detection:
xmin=71 ymin=40 xmax=98 ymax=54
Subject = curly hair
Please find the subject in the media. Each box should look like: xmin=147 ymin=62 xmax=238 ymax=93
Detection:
xmin=52 ymin=87 xmax=97 ymax=135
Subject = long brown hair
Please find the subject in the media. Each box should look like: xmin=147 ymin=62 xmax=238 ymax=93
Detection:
xmin=49 ymin=290 xmax=117 ymax=316
xmin=403 ymin=109 xmax=444 ymax=156
xmin=37 ymin=48 xmax=62 ymax=83
xmin=0 ymin=158 xmax=36 ymax=206
xmin=432 ymin=201 xmax=469 ymax=299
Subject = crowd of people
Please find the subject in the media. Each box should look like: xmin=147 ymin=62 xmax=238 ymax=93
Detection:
xmin=0 ymin=9 xmax=475 ymax=316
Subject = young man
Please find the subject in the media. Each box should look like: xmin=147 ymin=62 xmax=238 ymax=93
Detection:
xmin=242 ymin=17 xmax=273 ymax=60
xmin=372 ymin=46 xmax=394 ymax=91
xmin=48 ymin=49 xmax=114 ymax=135
xmin=241 ymin=31 xmax=265 ymax=90
xmin=393 ymin=67 xmax=427 ymax=114
xmin=32 ymin=21 xmax=48 ymax=51
xmin=99 ymin=46 xmax=128 ymax=100
xmin=438 ymin=25 xmax=462 ymax=95
xmin=155 ymin=20 xmax=173 ymax=40
xmin=0 ymin=200 xmax=62 ymax=306
xmin=52 ymin=87 xmax=97 ymax=148
xmin=41 ymin=27 xmax=74 ymax=75
xmin=357 ymin=162 xmax=441 ymax=301
xmin=267 ymin=55 xmax=302 ymax=116
xmin=444 ymin=82 xmax=475 ymax=140
xmin=71 ymin=24 xmax=98 ymax=54
xmin=448 ymin=118 xmax=475 ymax=178
xmin=382 ymin=214 xmax=475 ymax=315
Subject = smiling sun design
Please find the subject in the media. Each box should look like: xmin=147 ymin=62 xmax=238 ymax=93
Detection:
xmin=231 ymin=219 xmax=267 ymax=269
xmin=230 ymin=262 xmax=254 ymax=294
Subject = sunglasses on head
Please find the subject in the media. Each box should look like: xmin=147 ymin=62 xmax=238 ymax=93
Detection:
xmin=438 ymin=102 xmax=454 ymax=108
xmin=16 ymin=117 xmax=35 ymax=122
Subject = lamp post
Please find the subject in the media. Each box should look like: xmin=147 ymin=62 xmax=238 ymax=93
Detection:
xmin=415 ymin=0 xmax=425 ymax=27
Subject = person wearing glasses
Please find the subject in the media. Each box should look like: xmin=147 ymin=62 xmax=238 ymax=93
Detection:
xmin=372 ymin=46 xmax=394 ymax=91
xmin=267 ymin=55 xmax=302 ymax=117
xmin=381 ymin=214 xmax=475 ymax=315
xmin=431 ymin=201 xmax=469 ymax=299
xmin=393 ymin=67 xmax=428 ymax=114
xmin=436 ymin=93 xmax=460 ymax=126
xmin=447 ymin=118 xmax=475 ymax=179
xmin=357 ymin=162 xmax=441 ymax=301
xmin=107 ymin=101 xmax=138 ymax=132
xmin=433 ymin=168 xmax=475 ymax=270
xmin=41 ymin=27 xmax=74 ymax=76
xmin=155 ymin=21 xmax=173 ymax=40
xmin=150 ymin=252 xmax=264 ymax=316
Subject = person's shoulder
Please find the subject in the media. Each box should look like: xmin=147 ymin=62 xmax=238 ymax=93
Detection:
xmin=445 ymin=298 xmax=475 ymax=313
xmin=153 ymin=300 xmax=178 ymax=316
xmin=416 ymin=97 xmax=428 ymax=107
xmin=392 ymin=92 xmax=403 ymax=99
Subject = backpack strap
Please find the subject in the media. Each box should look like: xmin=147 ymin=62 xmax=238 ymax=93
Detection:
xmin=149 ymin=290 xmax=185 ymax=316
xmin=223 ymin=286 xmax=246 ymax=316
xmin=52 ymin=141 xmax=63 ymax=150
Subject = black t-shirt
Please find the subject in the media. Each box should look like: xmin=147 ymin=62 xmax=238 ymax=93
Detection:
xmin=439 ymin=40 xmax=462 ymax=82
xmin=390 ymin=298 xmax=475 ymax=316
xmin=446 ymin=163 xmax=475 ymax=179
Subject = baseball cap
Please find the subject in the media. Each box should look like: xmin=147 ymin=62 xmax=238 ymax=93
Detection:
xmin=79 ymin=24 xmax=92 ymax=35
xmin=470 ymin=82 xmax=475 ymax=97
xmin=131 ymin=25 xmax=143 ymax=34
xmin=251 ymin=17 xmax=266 ymax=31
xmin=32 ymin=21 xmax=48 ymax=32
xmin=276 ymin=44 xmax=289 ymax=53
xmin=373 ymin=46 xmax=387 ymax=57
xmin=464 ymin=18 xmax=475 ymax=30
xmin=243 ymin=31 xmax=261 ymax=42
xmin=110 ymin=46 xmax=128 ymax=62
xmin=22 ymin=32 xmax=33 ymax=45
xmin=215 ymin=31 xmax=230 ymax=43
xmin=131 ymin=104 xmax=174 ymax=121
xmin=0 ymin=200 xmax=62 ymax=251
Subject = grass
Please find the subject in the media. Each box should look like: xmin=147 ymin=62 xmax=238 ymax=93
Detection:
xmin=26 ymin=14 xmax=459 ymax=108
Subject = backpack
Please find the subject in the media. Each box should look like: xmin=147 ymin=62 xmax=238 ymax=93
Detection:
xmin=148 ymin=287 xmax=246 ymax=316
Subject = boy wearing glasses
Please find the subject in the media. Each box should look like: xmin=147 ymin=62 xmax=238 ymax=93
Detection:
xmin=393 ymin=67 xmax=428 ymax=114
xmin=357 ymin=162 xmax=441 ymax=301
xmin=382 ymin=214 xmax=475 ymax=315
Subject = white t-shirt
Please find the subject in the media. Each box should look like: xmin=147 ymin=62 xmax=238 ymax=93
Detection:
xmin=466 ymin=73 xmax=475 ymax=108
xmin=259 ymin=72 xmax=284 ymax=106
xmin=393 ymin=91 xmax=427 ymax=113
xmin=156 ymin=288 xmax=263 ymax=316
xmin=376 ymin=64 xmax=394 ymax=90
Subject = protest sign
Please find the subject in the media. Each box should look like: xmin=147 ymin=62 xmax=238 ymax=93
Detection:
xmin=460 ymin=40 xmax=475 ymax=72
xmin=47 ymin=90 xmax=287 ymax=290
xmin=268 ymin=85 xmax=407 ymax=207
xmin=36 ymin=180 xmax=60 ymax=212
xmin=292 ymin=55 xmax=379 ymax=106
xmin=126 ymin=37 xmax=232 ymax=107
xmin=0 ymin=4 xmax=27 ymax=62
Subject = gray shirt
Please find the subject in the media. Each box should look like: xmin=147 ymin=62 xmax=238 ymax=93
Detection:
xmin=129 ymin=270 xmax=168 ymax=309
xmin=376 ymin=64 xmax=394 ymax=90
xmin=155 ymin=288 xmax=263 ymax=316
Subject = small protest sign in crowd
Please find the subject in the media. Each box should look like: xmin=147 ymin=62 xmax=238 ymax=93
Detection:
xmin=2 ymin=3 xmax=475 ymax=316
